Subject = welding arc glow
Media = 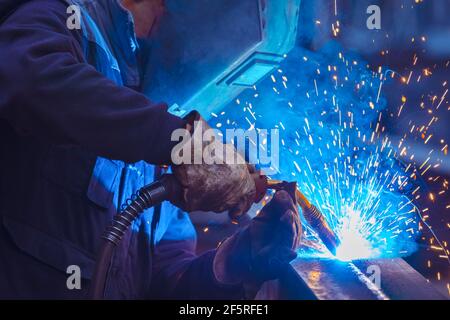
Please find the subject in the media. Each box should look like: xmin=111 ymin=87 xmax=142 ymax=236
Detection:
xmin=298 ymin=151 xmax=419 ymax=261
xmin=335 ymin=207 xmax=377 ymax=261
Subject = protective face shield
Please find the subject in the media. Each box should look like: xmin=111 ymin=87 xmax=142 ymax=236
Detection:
xmin=139 ymin=0 xmax=301 ymax=119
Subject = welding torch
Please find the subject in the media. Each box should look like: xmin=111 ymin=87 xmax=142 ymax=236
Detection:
xmin=89 ymin=173 xmax=340 ymax=299
xmin=264 ymin=180 xmax=340 ymax=256
xmin=251 ymin=174 xmax=340 ymax=255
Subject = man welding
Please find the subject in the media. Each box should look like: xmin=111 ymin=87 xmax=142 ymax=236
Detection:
xmin=0 ymin=0 xmax=301 ymax=299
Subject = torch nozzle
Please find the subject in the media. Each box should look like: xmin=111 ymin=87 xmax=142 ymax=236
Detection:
xmin=267 ymin=180 xmax=340 ymax=255
xmin=301 ymin=205 xmax=340 ymax=255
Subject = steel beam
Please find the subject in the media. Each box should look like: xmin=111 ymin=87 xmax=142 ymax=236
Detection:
xmin=278 ymin=257 xmax=447 ymax=300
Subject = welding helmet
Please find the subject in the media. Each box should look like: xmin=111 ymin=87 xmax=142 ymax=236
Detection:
xmin=139 ymin=0 xmax=301 ymax=119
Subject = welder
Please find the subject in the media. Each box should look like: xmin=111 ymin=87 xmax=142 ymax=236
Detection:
xmin=0 ymin=0 xmax=301 ymax=299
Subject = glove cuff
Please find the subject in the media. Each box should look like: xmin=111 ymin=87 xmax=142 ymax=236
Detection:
xmin=213 ymin=229 xmax=252 ymax=285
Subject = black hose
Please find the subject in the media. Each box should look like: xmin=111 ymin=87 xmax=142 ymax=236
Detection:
xmin=89 ymin=174 xmax=181 ymax=299
xmin=89 ymin=239 xmax=115 ymax=300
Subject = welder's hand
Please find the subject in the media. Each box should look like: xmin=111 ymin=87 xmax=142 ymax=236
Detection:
xmin=213 ymin=190 xmax=302 ymax=296
xmin=171 ymin=111 xmax=257 ymax=217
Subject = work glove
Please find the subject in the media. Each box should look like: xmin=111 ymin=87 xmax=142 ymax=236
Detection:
xmin=171 ymin=111 xmax=259 ymax=218
xmin=213 ymin=188 xmax=302 ymax=297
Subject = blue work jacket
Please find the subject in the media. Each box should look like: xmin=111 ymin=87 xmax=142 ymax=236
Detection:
xmin=0 ymin=0 xmax=242 ymax=299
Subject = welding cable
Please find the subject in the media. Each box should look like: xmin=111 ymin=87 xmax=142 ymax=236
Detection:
xmin=89 ymin=174 xmax=181 ymax=299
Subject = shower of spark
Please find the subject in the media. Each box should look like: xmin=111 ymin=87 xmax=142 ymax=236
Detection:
xmin=288 ymin=119 xmax=420 ymax=261
xmin=207 ymin=1 xmax=449 ymax=295
xmin=210 ymin=41 xmax=448 ymax=268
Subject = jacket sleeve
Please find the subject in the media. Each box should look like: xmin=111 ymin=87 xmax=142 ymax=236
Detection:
xmin=150 ymin=209 xmax=244 ymax=299
xmin=0 ymin=0 xmax=186 ymax=164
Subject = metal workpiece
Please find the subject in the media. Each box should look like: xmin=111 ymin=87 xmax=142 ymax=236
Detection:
xmin=351 ymin=259 xmax=447 ymax=300
xmin=282 ymin=257 xmax=447 ymax=300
